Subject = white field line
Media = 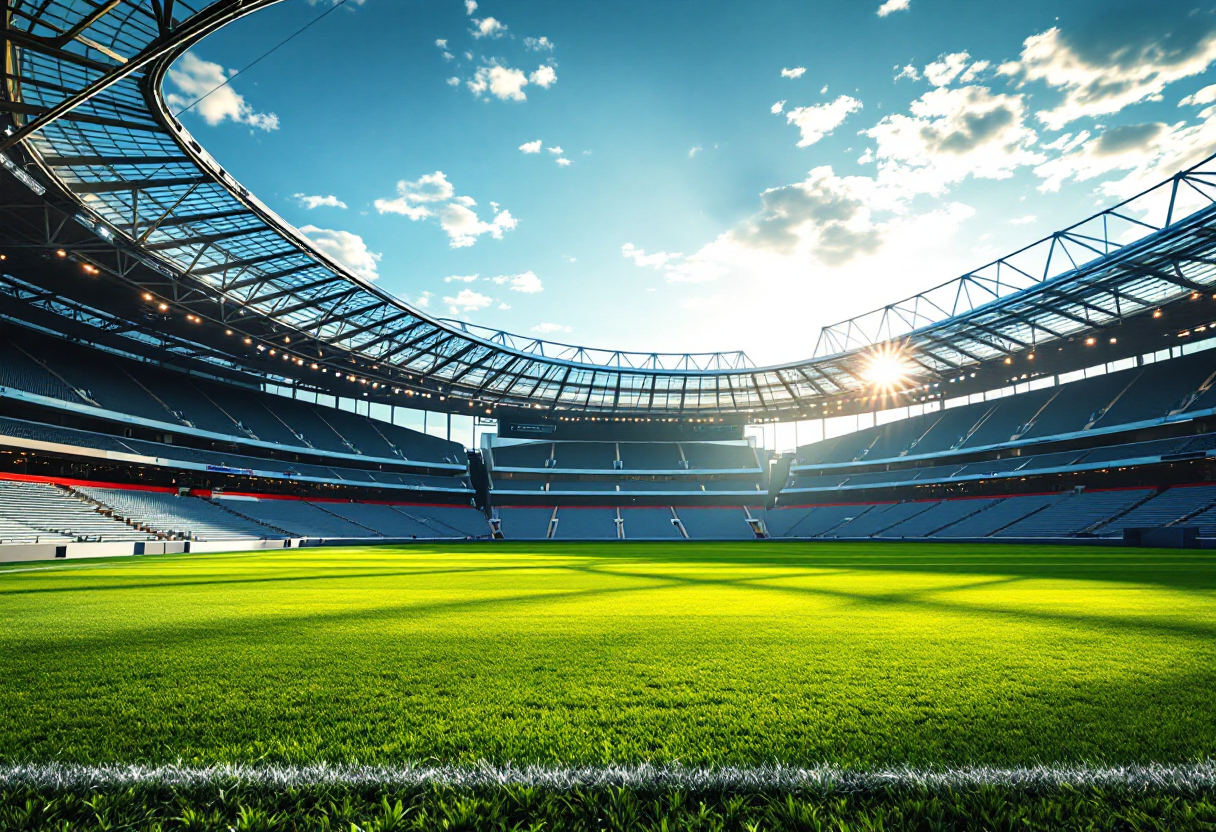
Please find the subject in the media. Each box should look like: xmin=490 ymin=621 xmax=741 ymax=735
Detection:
xmin=0 ymin=562 xmax=129 ymax=575
xmin=2 ymin=762 xmax=1215 ymax=792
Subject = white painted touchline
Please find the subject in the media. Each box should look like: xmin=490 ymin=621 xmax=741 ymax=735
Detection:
xmin=2 ymin=762 xmax=1215 ymax=792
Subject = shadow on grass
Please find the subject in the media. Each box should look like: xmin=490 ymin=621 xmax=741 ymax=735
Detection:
xmin=484 ymin=540 xmax=1216 ymax=593
xmin=562 ymin=562 xmax=1216 ymax=642
xmin=0 ymin=563 xmax=547 ymax=597
xmin=4 ymin=574 xmax=683 ymax=660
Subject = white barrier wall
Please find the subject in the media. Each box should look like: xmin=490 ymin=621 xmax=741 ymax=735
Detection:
xmin=0 ymin=538 xmax=299 ymax=564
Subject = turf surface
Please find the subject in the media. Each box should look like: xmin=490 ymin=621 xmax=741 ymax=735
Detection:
xmin=2 ymin=542 xmax=1215 ymax=768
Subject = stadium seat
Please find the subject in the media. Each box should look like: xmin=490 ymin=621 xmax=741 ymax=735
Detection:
xmin=497 ymin=507 xmax=554 ymax=539
xmin=620 ymin=508 xmax=684 ymax=539
xmin=675 ymin=507 xmax=754 ymax=539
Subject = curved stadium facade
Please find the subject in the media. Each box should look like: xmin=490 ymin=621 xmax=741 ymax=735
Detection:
xmin=5 ymin=0 xmax=1216 ymax=547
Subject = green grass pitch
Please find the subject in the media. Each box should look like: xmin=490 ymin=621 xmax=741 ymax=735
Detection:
xmin=2 ymin=540 xmax=1215 ymax=769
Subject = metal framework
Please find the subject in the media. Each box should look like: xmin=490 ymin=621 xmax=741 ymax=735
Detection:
xmin=6 ymin=0 xmax=1216 ymax=417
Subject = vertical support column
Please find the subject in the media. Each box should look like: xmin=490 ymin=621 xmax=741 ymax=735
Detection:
xmin=446 ymin=412 xmax=452 ymax=441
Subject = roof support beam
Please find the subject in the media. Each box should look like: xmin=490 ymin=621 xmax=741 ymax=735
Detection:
xmin=226 ymin=262 xmax=319 ymax=290
xmin=236 ymin=274 xmax=337 ymax=302
xmin=307 ymin=298 xmax=383 ymax=334
xmin=473 ymin=355 xmax=524 ymax=395
xmin=0 ymin=27 xmax=115 ymax=72
xmin=0 ymin=1 xmax=200 ymax=155
xmin=68 ymin=175 xmax=205 ymax=194
xmin=331 ymin=309 xmax=415 ymax=343
xmin=142 ymin=225 xmax=267 ymax=251
xmin=192 ymin=250 xmax=302 ymax=276
xmin=0 ymin=100 xmax=163 ymax=133
xmin=43 ymin=154 xmax=190 ymax=167
xmin=356 ymin=319 xmax=430 ymax=354
xmin=382 ymin=328 xmax=453 ymax=364
xmin=272 ymin=287 xmax=359 ymax=320
xmin=449 ymin=348 xmax=507 ymax=385
xmin=126 ymin=208 xmax=253 ymax=232
xmin=1019 ymin=299 xmax=1098 ymax=329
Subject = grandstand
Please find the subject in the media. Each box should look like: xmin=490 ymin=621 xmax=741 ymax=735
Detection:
xmin=3 ymin=0 xmax=1216 ymax=555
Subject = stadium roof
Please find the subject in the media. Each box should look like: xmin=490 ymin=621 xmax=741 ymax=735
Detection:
xmin=5 ymin=0 xmax=1216 ymax=419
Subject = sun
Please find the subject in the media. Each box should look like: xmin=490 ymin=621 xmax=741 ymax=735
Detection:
xmin=862 ymin=344 xmax=915 ymax=390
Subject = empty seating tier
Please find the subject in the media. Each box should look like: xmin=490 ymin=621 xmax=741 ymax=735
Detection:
xmin=675 ymin=508 xmax=754 ymax=540
xmin=1096 ymin=485 xmax=1216 ymax=536
xmin=994 ymin=489 xmax=1152 ymax=537
xmin=78 ymin=488 xmax=282 ymax=541
xmin=620 ymin=508 xmax=683 ymax=539
xmin=790 ymin=350 xmax=1216 ymax=471
xmin=0 ymin=481 xmax=156 ymax=542
xmin=497 ymin=507 xmax=554 ymax=539
xmin=0 ymin=328 xmax=465 ymax=467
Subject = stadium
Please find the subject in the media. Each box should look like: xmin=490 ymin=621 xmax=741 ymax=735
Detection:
xmin=2 ymin=0 xmax=1216 ymax=828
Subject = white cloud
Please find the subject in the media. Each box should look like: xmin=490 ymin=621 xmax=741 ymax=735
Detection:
xmin=895 ymin=64 xmax=920 ymax=82
xmin=299 ymin=225 xmax=380 ymax=281
xmin=525 ymin=36 xmax=554 ymax=52
xmin=468 ymin=65 xmax=527 ymax=100
xmin=1035 ymin=118 xmax=1216 ymax=197
xmin=924 ymin=52 xmax=972 ymax=87
xmin=530 ymin=64 xmax=558 ymax=88
xmin=471 ymin=16 xmax=506 ymax=38
xmin=724 ymin=167 xmax=890 ymax=263
xmin=783 ymin=95 xmax=863 ymax=147
xmin=1180 ymin=83 xmax=1216 ymax=107
xmin=464 ymin=0 xmax=476 ymax=13
xmin=689 ymin=145 xmax=703 ymax=158
xmin=440 ymin=203 xmax=517 ymax=247
xmin=1012 ymin=26 xmax=1216 ymax=129
xmin=446 ymin=76 xmax=460 ymax=86
xmin=877 ymin=0 xmax=910 ymax=16
xmin=547 ymin=145 xmax=564 ymax=155
xmin=444 ymin=274 xmax=479 ymax=283
xmin=1009 ymin=214 xmax=1037 ymax=224
xmin=556 ymin=157 xmax=572 ymax=166
xmin=864 ymin=85 xmax=1044 ymax=190
xmin=468 ymin=63 xmax=556 ymax=101
xmin=781 ymin=67 xmax=807 ymax=79
xmin=531 ymin=322 xmax=572 ymax=334
xmin=622 ymin=243 xmax=681 ymax=269
xmin=376 ymin=171 xmax=517 ymax=247
xmin=498 ymin=302 xmax=511 ymax=310
xmin=771 ymin=100 xmax=785 ymax=114
xmin=413 ymin=291 xmax=432 ymax=308
xmin=166 ymin=52 xmax=278 ymax=131
xmin=444 ymin=289 xmax=493 ymax=314
xmin=435 ymin=38 xmax=447 ymax=48
xmin=292 ymin=193 xmax=347 ymax=210
xmin=519 ymin=139 xmax=543 ymax=153
xmin=491 ymin=271 xmax=543 ymax=293
xmin=373 ymin=171 xmax=455 ymax=219
xmin=442 ymin=52 xmax=454 ymax=62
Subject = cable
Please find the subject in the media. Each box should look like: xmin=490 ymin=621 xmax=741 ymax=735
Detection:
xmin=171 ymin=0 xmax=352 ymax=118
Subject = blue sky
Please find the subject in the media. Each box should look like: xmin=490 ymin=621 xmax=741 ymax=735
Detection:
xmin=168 ymin=0 xmax=1216 ymax=363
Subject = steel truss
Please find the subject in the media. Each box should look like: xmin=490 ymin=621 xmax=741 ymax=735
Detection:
xmin=5 ymin=0 xmax=1216 ymax=418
